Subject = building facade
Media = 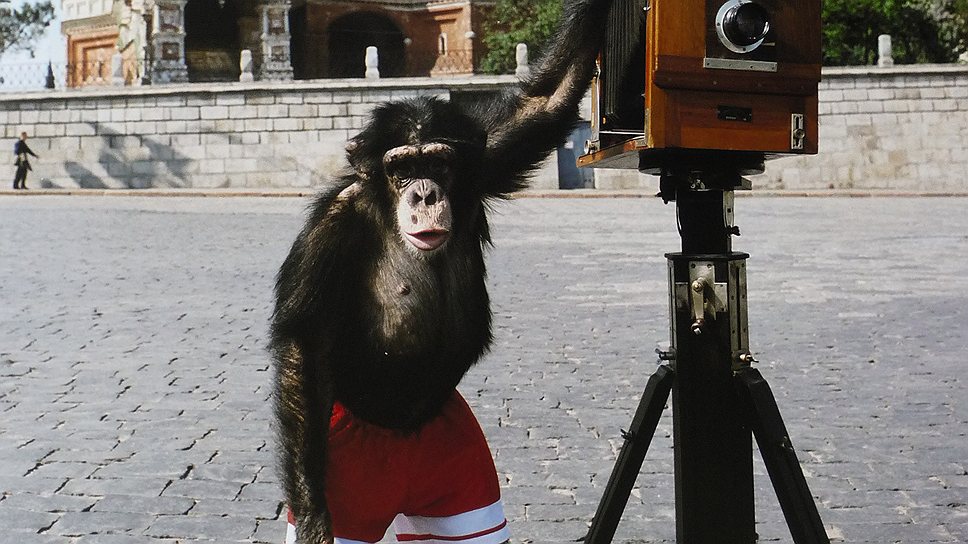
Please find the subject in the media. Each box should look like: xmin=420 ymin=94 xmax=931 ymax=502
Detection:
xmin=60 ymin=0 xmax=494 ymax=87
xmin=60 ymin=0 xmax=143 ymax=86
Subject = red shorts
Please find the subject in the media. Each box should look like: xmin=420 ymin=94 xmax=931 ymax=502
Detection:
xmin=286 ymin=391 xmax=509 ymax=544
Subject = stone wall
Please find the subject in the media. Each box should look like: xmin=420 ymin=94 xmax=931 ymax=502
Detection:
xmin=758 ymin=64 xmax=968 ymax=191
xmin=0 ymin=77 xmax=526 ymax=190
xmin=1 ymin=64 xmax=967 ymax=191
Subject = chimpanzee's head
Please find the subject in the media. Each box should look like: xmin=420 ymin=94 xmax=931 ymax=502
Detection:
xmin=345 ymin=97 xmax=487 ymax=256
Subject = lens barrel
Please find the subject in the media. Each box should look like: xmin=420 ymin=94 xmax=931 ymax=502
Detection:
xmin=722 ymin=2 xmax=770 ymax=47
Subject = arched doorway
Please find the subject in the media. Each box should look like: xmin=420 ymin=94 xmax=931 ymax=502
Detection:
xmin=184 ymin=0 xmax=241 ymax=82
xmin=327 ymin=12 xmax=405 ymax=78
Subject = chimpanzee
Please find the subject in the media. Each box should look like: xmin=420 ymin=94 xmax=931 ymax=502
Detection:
xmin=270 ymin=1 xmax=615 ymax=542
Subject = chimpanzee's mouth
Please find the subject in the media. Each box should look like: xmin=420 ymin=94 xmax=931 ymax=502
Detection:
xmin=405 ymin=229 xmax=450 ymax=251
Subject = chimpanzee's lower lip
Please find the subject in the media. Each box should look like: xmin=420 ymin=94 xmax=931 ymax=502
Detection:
xmin=405 ymin=230 xmax=449 ymax=251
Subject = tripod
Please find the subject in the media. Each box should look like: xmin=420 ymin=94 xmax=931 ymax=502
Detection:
xmin=584 ymin=167 xmax=830 ymax=544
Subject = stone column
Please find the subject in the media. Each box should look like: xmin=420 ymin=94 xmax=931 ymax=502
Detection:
xmin=365 ymin=46 xmax=380 ymax=79
xmin=240 ymin=49 xmax=255 ymax=82
xmin=515 ymin=43 xmax=530 ymax=78
xmin=111 ymin=53 xmax=125 ymax=85
xmin=878 ymin=34 xmax=894 ymax=68
xmin=256 ymin=0 xmax=294 ymax=81
xmin=145 ymin=0 xmax=188 ymax=83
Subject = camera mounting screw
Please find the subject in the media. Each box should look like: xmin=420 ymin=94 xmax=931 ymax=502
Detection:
xmin=691 ymin=317 xmax=705 ymax=335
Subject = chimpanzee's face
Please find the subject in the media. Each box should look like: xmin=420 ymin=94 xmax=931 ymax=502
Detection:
xmin=384 ymin=142 xmax=456 ymax=255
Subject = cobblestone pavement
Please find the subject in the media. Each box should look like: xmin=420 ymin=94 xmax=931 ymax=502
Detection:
xmin=1 ymin=194 xmax=966 ymax=544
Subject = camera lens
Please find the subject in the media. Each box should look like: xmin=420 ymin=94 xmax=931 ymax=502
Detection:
xmin=722 ymin=2 xmax=770 ymax=47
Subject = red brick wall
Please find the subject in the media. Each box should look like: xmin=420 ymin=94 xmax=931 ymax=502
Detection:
xmin=299 ymin=2 xmax=486 ymax=78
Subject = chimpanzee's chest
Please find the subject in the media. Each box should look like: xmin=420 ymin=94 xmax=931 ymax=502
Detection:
xmin=336 ymin=244 xmax=489 ymax=429
xmin=364 ymin=245 xmax=476 ymax=357
xmin=370 ymin=267 xmax=438 ymax=350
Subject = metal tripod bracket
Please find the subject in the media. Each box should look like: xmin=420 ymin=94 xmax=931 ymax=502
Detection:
xmin=669 ymin=254 xmax=752 ymax=369
xmin=676 ymin=261 xmax=728 ymax=335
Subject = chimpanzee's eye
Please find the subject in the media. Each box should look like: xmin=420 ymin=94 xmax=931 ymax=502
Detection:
xmin=429 ymin=158 xmax=451 ymax=178
xmin=389 ymin=159 xmax=415 ymax=182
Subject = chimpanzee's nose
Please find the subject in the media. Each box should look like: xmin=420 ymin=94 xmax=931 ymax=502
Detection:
xmin=409 ymin=181 xmax=440 ymax=207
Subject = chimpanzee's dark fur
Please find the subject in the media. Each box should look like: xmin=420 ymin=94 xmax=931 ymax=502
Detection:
xmin=269 ymin=1 xmax=615 ymax=541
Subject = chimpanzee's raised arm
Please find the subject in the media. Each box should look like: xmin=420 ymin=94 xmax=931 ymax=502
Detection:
xmin=478 ymin=0 xmax=615 ymax=197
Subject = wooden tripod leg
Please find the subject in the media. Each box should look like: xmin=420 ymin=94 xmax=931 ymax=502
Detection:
xmin=735 ymin=367 xmax=831 ymax=544
xmin=585 ymin=364 xmax=674 ymax=544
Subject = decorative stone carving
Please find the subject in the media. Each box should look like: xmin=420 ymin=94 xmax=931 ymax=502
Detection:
xmin=256 ymin=0 xmax=294 ymax=81
xmin=146 ymin=0 xmax=188 ymax=83
xmin=161 ymin=42 xmax=180 ymax=60
xmin=158 ymin=6 xmax=180 ymax=32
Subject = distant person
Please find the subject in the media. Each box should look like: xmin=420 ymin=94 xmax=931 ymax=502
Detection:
xmin=13 ymin=132 xmax=39 ymax=190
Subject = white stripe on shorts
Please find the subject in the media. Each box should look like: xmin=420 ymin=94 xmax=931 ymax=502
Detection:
xmin=392 ymin=500 xmax=510 ymax=543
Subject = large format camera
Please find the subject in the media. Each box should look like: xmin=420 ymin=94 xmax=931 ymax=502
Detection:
xmin=579 ymin=4 xmax=830 ymax=544
xmin=579 ymin=0 xmax=822 ymax=173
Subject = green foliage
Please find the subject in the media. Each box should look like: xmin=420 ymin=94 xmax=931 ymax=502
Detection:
xmin=479 ymin=0 xmax=562 ymax=74
xmin=479 ymin=0 xmax=963 ymax=69
xmin=940 ymin=0 xmax=968 ymax=56
xmin=0 ymin=1 xmax=55 ymax=55
xmin=822 ymin=0 xmax=958 ymax=65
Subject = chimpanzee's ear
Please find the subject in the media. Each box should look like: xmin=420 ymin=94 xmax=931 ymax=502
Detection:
xmin=345 ymin=138 xmax=364 ymax=170
xmin=345 ymin=101 xmax=415 ymax=180
xmin=345 ymin=135 xmax=381 ymax=180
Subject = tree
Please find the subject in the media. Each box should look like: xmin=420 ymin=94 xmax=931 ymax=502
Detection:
xmin=479 ymin=0 xmax=562 ymax=74
xmin=939 ymin=0 xmax=968 ymax=57
xmin=480 ymin=0 xmax=960 ymax=70
xmin=0 ymin=0 xmax=55 ymax=56
xmin=822 ymin=0 xmax=958 ymax=65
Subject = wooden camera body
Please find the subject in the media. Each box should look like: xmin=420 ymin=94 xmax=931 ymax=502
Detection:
xmin=579 ymin=0 xmax=822 ymax=173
